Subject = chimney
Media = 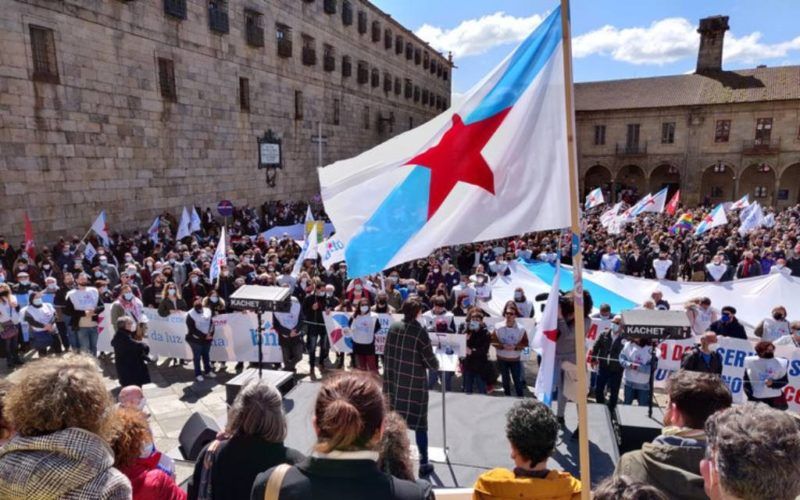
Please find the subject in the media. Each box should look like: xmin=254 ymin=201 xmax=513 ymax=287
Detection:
xmin=696 ymin=15 xmax=729 ymax=73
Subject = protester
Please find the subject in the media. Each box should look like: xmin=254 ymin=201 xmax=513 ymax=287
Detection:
xmin=0 ymin=284 xmax=22 ymax=369
xmin=592 ymin=476 xmax=668 ymax=500
xmin=64 ymin=272 xmax=105 ymax=356
xmin=186 ymin=297 xmax=216 ymax=382
xmin=111 ymin=283 xmax=148 ymax=340
xmin=491 ymin=301 xmax=529 ymax=398
xmin=0 ymin=354 xmax=132 ymax=498
xmin=708 ymin=306 xmax=747 ymax=340
xmin=273 ymin=295 xmax=304 ymax=373
xmin=684 ymin=297 xmax=718 ymax=336
xmin=350 ymin=296 xmax=379 ymax=373
xmin=680 ymin=331 xmax=722 ymax=374
xmin=422 ymin=296 xmax=456 ymax=390
xmin=619 ymin=338 xmax=654 ymax=406
xmin=112 ymin=315 xmax=152 ymax=387
xmin=461 ymin=307 xmax=494 ymax=395
xmin=21 ymin=290 xmax=60 ymax=357
xmin=591 ymin=315 xmax=624 ymax=409
xmin=743 ymin=340 xmax=789 ymax=409
xmin=251 ymin=372 xmax=429 ymax=500
xmin=383 ymin=298 xmax=439 ymax=477
xmin=615 ymin=371 xmax=732 ymax=499
xmin=158 ymin=281 xmax=187 ymax=316
xmin=700 ymin=403 xmax=800 ymax=500
xmin=754 ymin=305 xmax=791 ymax=342
xmin=110 ymin=407 xmax=186 ymax=500
xmin=302 ymin=281 xmax=330 ymax=376
xmin=191 ymin=380 xmax=304 ymax=500
xmin=472 ymin=399 xmax=582 ymax=499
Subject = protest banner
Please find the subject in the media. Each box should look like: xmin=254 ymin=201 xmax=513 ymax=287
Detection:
xmin=778 ymin=346 xmax=800 ymax=413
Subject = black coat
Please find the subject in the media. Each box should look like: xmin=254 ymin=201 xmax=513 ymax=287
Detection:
xmin=591 ymin=330 xmax=624 ymax=373
xmin=250 ymin=457 xmax=427 ymax=500
xmin=680 ymin=346 xmax=723 ymax=374
xmin=110 ymin=330 xmax=151 ymax=387
xmin=189 ymin=436 xmax=304 ymax=500
xmin=709 ymin=319 xmax=747 ymax=340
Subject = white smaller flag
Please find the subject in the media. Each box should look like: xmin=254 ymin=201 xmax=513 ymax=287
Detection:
xmin=291 ymin=223 xmax=320 ymax=277
xmin=84 ymin=241 xmax=97 ymax=262
xmin=305 ymin=205 xmax=314 ymax=223
xmin=209 ymin=226 xmax=227 ymax=281
xmin=176 ymin=207 xmax=191 ymax=240
xmin=584 ymin=188 xmax=605 ymax=210
xmin=90 ymin=211 xmax=110 ymax=246
xmin=738 ymin=202 xmax=763 ymax=236
xmin=762 ymin=213 xmax=776 ymax=228
xmin=694 ymin=204 xmax=728 ymax=236
xmin=639 ymin=187 xmax=669 ymax=214
xmin=147 ymin=216 xmax=160 ymax=244
xmin=600 ymin=202 xmax=622 ymax=228
xmin=319 ymin=236 xmax=347 ymax=269
xmin=730 ymin=194 xmax=750 ymax=210
xmin=190 ymin=206 xmax=202 ymax=233
xmin=533 ymin=264 xmax=560 ymax=404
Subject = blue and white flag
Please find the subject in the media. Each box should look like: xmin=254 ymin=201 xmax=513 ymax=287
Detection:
xmin=176 ymin=207 xmax=191 ymax=240
xmin=738 ymin=202 xmax=763 ymax=236
xmin=695 ymin=204 xmax=728 ymax=236
xmin=147 ymin=216 xmax=160 ymax=244
xmin=84 ymin=241 xmax=97 ymax=262
xmin=730 ymin=194 xmax=750 ymax=210
xmin=639 ymin=187 xmax=669 ymax=214
xmin=319 ymin=236 xmax=347 ymax=270
xmin=320 ymin=8 xmax=571 ymax=278
xmin=209 ymin=226 xmax=226 ymax=281
xmin=291 ymin=223 xmax=320 ymax=277
xmin=90 ymin=211 xmax=110 ymax=246
xmin=190 ymin=206 xmax=202 ymax=233
xmin=584 ymin=187 xmax=604 ymax=210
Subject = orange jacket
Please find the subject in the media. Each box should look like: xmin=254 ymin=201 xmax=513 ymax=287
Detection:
xmin=473 ymin=468 xmax=581 ymax=500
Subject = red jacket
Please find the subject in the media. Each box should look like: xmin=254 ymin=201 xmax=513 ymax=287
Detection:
xmin=121 ymin=453 xmax=186 ymax=500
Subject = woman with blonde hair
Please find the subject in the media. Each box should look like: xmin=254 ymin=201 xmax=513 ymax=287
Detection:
xmin=0 ymin=354 xmax=131 ymax=498
xmin=250 ymin=372 xmax=427 ymax=500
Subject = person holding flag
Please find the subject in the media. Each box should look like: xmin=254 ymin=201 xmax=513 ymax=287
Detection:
xmin=89 ymin=211 xmax=111 ymax=247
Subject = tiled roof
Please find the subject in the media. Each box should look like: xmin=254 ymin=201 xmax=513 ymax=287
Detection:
xmin=575 ymin=65 xmax=800 ymax=112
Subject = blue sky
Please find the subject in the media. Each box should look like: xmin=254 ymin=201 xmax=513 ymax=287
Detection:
xmin=373 ymin=0 xmax=800 ymax=93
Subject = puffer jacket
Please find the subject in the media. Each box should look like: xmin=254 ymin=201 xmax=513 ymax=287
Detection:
xmin=0 ymin=427 xmax=131 ymax=499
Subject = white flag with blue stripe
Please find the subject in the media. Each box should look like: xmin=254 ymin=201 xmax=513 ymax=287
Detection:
xmin=319 ymin=7 xmax=571 ymax=278
xmin=584 ymin=187 xmax=604 ymax=209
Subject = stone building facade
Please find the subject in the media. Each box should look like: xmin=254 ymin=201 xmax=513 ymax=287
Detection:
xmin=0 ymin=0 xmax=451 ymax=240
xmin=575 ymin=15 xmax=800 ymax=208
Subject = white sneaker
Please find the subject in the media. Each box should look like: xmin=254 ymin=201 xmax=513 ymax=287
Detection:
xmin=206 ymin=372 xmax=217 ymax=379
xmin=195 ymin=375 xmax=204 ymax=382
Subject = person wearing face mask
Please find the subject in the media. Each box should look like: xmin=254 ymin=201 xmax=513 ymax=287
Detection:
xmin=491 ymin=301 xmax=529 ymax=398
xmin=705 ymin=253 xmax=730 ymax=282
xmin=424 ymin=263 xmax=445 ymax=292
xmin=157 ymin=283 xmax=187 ymax=317
xmin=443 ymin=264 xmax=460 ymax=293
xmin=142 ymin=275 xmax=166 ymax=309
xmin=461 ymin=308 xmax=493 ymax=395
xmin=619 ymin=337 xmax=655 ymax=406
xmin=11 ymin=272 xmax=40 ymax=296
xmin=53 ymin=273 xmax=78 ymax=351
xmin=182 ymin=270 xmax=208 ymax=310
xmin=96 ymin=254 xmax=120 ymax=288
xmin=111 ymin=315 xmax=152 ymax=387
xmin=111 ymin=284 xmax=148 ymax=340
xmin=590 ymin=315 xmax=625 ymax=409
xmin=769 ymin=257 xmax=792 ymax=276
xmin=488 ymin=254 xmax=510 ymax=278
xmin=383 ymin=279 xmax=403 ymax=311
xmin=12 ymin=257 xmax=40 ymax=287
xmin=186 ymin=298 xmax=216 ymax=382
xmin=512 ymin=288 xmax=534 ymax=318
xmin=272 ymin=294 xmax=304 ymax=374
xmin=202 ymin=290 xmax=226 ymax=315
xmin=709 ymin=306 xmax=747 ymax=340
xmin=743 ymin=341 xmax=789 ymax=410
xmin=302 ymin=281 xmax=331 ymax=376
xmin=21 ymin=290 xmax=60 ymax=358
xmin=680 ymin=331 xmax=723 ymax=375
xmin=735 ymin=250 xmax=762 ymax=279
xmin=95 ymin=279 xmax=114 ymax=304
xmin=472 ymin=273 xmax=492 ymax=303
xmin=372 ymin=292 xmax=394 ymax=314
xmin=64 ymin=273 xmax=105 ymax=357
xmin=754 ymin=305 xmax=792 ymax=343
xmin=350 ymin=298 xmax=380 ymax=373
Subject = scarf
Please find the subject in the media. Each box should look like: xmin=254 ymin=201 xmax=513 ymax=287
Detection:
xmin=118 ymin=297 xmax=143 ymax=322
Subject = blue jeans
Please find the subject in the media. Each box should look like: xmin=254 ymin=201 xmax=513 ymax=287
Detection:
xmin=624 ymin=384 xmax=650 ymax=406
xmin=463 ymin=371 xmax=487 ymax=394
xmin=77 ymin=327 xmax=98 ymax=357
xmin=190 ymin=343 xmax=212 ymax=376
xmin=63 ymin=317 xmax=79 ymax=350
xmin=595 ymin=368 xmax=623 ymax=409
xmin=497 ymin=359 xmax=524 ymax=397
xmin=427 ymin=369 xmax=452 ymax=391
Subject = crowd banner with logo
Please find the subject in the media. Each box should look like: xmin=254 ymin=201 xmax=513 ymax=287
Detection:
xmin=97 ymin=308 xmax=283 ymax=363
xmin=781 ymin=347 xmax=800 ymax=413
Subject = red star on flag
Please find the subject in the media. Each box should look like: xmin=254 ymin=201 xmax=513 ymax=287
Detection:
xmin=405 ymin=109 xmax=511 ymax=219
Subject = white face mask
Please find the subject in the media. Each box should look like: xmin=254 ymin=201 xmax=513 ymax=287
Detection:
xmin=360 ymin=305 xmax=369 ymax=314
xmin=123 ymin=292 xmax=134 ymax=301
xmin=140 ymin=441 xmax=155 ymax=458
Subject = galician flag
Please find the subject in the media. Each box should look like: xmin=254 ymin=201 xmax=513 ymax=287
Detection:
xmin=190 ymin=207 xmax=202 ymax=233
xmin=292 ymin=223 xmax=320 ymax=277
xmin=319 ymin=236 xmax=347 ymax=270
xmin=639 ymin=187 xmax=669 ymax=214
xmin=600 ymin=202 xmax=622 ymax=228
xmin=147 ymin=216 xmax=160 ymax=244
xmin=23 ymin=213 xmax=36 ymax=261
xmin=731 ymin=194 xmax=750 ymax=210
xmin=738 ymin=202 xmax=764 ymax=236
xmin=320 ymin=8 xmax=571 ymax=278
xmin=533 ymin=261 xmax=561 ymax=404
xmin=584 ymin=187 xmax=604 ymax=210
xmin=665 ymin=190 xmax=680 ymax=216
xmin=176 ymin=207 xmax=191 ymax=240
xmin=209 ymin=226 xmax=227 ymax=281
xmin=90 ymin=211 xmax=110 ymax=246
xmin=695 ymin=204 xmax=728 ymax=235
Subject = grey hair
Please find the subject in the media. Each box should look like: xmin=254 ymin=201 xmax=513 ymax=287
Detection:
xmin=705 ymin=402 xmax=800 ymax=500
xmin=115 ymin=315 xmax=134 ymax=332
xmin=226 ymin=380 xmax=286 ymax=442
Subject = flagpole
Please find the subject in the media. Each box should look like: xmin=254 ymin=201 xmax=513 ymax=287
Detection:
xmin=559 ymin=1 xmax=591 ymax=497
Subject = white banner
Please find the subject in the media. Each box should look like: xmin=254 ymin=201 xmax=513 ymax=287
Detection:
xmin=97 ymin=308 xmax=283 ymax=363
xmin=781 ymin=347 xmax=800 ymax=413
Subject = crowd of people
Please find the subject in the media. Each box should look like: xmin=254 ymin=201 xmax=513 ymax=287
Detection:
xmin=0 ymin=199 xmax=799 ymax=498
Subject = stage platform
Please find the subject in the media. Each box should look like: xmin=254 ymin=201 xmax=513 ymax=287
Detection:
xmin=282 ymin=381 xmax=619 ymax=489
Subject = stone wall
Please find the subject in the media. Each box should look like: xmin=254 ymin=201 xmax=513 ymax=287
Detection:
xmin=0 ymin=0 xmax=451 ymax=241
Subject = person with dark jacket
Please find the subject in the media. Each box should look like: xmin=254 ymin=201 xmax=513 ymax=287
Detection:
xmin=158 ymin=282 xmax=187 ymax=318
xmin=182 ymin=271 xmax=208 ymax=310
xmin=273 ymin=296 xmax=304 ymax=373
xmin=708 ymin=306 xmax=747 ymax=340
xmin=460 ymin=307 xmax=493 ymax=395
xmin=590 ymin=316 xmax=625 ymax=409
xmin=111 ymin=315 xmax=151 ymax=387
xmin=185 ymin=298 xmax=215 ymax=382
xmin=251 ymin=372 xmax=427 ymax=500
xmin=680 ymin=332 xmax=723 ymax=374
xmin=141 ymin=276 xmax=165 ymax=308
xmin=302 ymin=281 xmax=330 ymax=376
xmin=615 ymin=371 xmax=732 ymax=500
xmin=734 ymin=251 xmax=762 ymax=279
xmin=190 ymin=380 xmax=304 ymax=500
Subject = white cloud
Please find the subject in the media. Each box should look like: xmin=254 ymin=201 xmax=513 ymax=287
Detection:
xmin=415 ymin=11 xmax=544 ymax=58
xmin=723 ymin=32 xmax=800 ymax=64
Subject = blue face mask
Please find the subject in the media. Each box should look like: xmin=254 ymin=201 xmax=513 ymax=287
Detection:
xmin=469 ymin=320 xmax=481 ymax=331
xmin=721 ymin=313 xmax=731 ymax=322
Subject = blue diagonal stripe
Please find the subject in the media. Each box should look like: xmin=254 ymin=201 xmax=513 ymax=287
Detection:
xmin=465 ymin=8 xmax=562 ymax=124
xmin=345 ymin=167 xmax=430 ymax=278
xmin=525 ymin=261 xmax=638 ymax=313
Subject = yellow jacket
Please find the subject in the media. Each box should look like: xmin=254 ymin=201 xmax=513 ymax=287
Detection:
xmin=473 ymin=468 xmax=582 ymax=500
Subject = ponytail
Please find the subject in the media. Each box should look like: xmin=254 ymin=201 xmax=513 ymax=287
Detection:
xmin=314 ymin=372 xmax=384 ymax=453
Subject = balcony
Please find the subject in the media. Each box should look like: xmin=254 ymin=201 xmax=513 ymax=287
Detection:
xmin=323 ymin=55 xmax=335 ymax=72
xmin=742 ymin=137 xmax=780 ymax=155
xmin=277 ymin=39 xmax=292 ymax=58
xmin=302 ymin=47 xmax=316 ymax=66
xmin=208 ymin=6 xmax=229 ymax=34
xmin=615 ymin=142 xmax=648 ymax=156
xmin=164 ymin=0 xmax=187 ymax=19
xmin=245 ymin=24 xmax=264 ymax=47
